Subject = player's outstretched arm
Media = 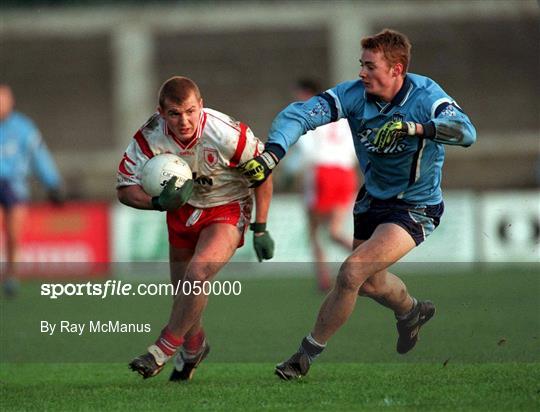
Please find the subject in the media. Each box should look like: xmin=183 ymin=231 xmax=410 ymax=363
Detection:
xmin=239 ymin=89 xmax=341 ymax=187
xmin=251 ymin=175 xmax=274 ymax=262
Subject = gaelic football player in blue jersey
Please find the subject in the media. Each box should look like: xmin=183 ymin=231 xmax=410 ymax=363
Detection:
xmin=0 ymin=85 xmax=64 ymax=297
xmin=240 ymin=29 xmax=476 ymax=380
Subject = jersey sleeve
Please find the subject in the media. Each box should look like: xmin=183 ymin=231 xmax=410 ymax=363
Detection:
xmin=229 ymin=123 xmax=265 ymax=167
xmin=28 ymin=126 xmax=62 ymax=189
xmin=420 ymin=86 xmax=477 ymax=147
xmin=266 ymin=80 xmax=360 ymax=155
xmin=116 ymin=130 xmax=153 ymax=188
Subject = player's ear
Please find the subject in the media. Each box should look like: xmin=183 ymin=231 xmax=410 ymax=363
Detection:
xmin=392 ymin=63 xmax=404 ymax=78
xmin=157 ymin=105 xmax=164 ymax=116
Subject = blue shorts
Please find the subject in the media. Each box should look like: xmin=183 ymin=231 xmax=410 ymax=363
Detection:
xmin=0 ymin=179 xmax=21 ymax=209
xmin=353 ymin=189 xmax=444 ymax=246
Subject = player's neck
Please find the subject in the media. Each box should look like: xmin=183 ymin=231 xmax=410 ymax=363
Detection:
xmin=379 ymin=78 xmax=404 ymax=103
xmin=177 ymin=133 xmax=197 ymax=145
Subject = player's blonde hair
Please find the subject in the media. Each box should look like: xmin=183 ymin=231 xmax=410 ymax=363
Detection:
xmin=361 ymin=29 xmax=411 ymax=76
xmin=158 ymin=76 xmax=202 ymax=108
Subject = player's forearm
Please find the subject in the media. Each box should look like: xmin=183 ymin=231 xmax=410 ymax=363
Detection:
xmin=117 ymin=185 xmax=154 ymax=210
xmin=266 ymin=113 xmax=307 ymax=158
xmin=267 ymin=97 xmax=335 ymax=159
xmin=420 ymin=118 xmax=477 ymax=147
xmin=33 ymin=145 xmax=62 ymax=189
xmin=253 ymin=174 xmax=273 ymax=224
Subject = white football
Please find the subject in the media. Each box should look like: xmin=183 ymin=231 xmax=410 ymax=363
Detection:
xmin=140 ymin=153 xmax=192 ymax=196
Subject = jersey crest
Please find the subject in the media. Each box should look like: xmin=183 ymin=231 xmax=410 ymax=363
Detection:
xmin=204 ymin=147 xmax=219 ymax=167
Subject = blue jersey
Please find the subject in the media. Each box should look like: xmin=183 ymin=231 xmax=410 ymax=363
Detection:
xmin=0 ymin=111 xmax=61 ymax=201
xmin=267 ymin=74 xmax=476 ymax=205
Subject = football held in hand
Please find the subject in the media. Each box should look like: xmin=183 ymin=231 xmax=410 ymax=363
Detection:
xmin=141 ymin=153 xmax=192 ymax=196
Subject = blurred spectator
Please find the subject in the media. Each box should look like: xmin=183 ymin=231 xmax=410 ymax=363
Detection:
xmin=282 ymin=79 xmax=359 ymax=291
xmin=0 ymin=84 xmax=64 ymax=297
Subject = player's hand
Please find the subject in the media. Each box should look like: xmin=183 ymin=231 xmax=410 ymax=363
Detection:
xmin=373 ymin=121 xmax=416 ymax=150
xmin=253 ymin=231 xmax=274 ymax=262
xmin=239 ymin=151 xmax=279 ymax=188
xmin=47 ymin=188 xmax=65 ymax=206
xmin=250 ymin=222 xmax=274 ymax=262
xmin=153 ymin=177 xmax=193 ymax=211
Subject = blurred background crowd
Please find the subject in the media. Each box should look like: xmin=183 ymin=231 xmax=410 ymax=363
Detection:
xmin=1 ymin=0 xmax=539 ymax=272
xmin=2 ymin=0 xmax=538 ymax=200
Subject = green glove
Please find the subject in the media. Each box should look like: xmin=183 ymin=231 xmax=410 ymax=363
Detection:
xmin=250 ymin=222 xmax=274 ymax=262
xmin=373 ymin=121 xmax=416 ymax=150
xmin=152 ymin=177 xmax=193 ymax=211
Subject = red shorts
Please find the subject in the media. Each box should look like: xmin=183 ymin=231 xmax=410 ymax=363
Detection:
xmin=306 ymin=166 xmax=358 ymax=213
xmin=167 ymin=198 xmax=252 ymax=249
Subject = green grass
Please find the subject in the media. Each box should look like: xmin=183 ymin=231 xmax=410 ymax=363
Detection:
xmin=1 ymin=363 xmax=539 ymax=411
xmin=1 ymin=265 xmax=539 ymax=410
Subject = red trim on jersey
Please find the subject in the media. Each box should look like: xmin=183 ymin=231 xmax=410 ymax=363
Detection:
xmin=198 ymin=111 xmax=208 ymax=138
xmin=134 ymin=131 xmax=154 ymax=159
xmin=118 ymin=153 xmax=135 ymax=176
xmin=205 ymin=111 xmax=240 ymax=132
xmin=229 ymin=123 xmax=248 ymax=167
xmin=164 ymin=123 xmax=187 ymax=149
xmin=185 ymin=111 xmax=207 ymax=150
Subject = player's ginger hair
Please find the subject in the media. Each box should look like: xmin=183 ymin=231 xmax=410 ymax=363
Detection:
xmin=158 ymin=76 xmax=202 ymax=108
xmin=361 ymin=29 xmax=412 ymax=76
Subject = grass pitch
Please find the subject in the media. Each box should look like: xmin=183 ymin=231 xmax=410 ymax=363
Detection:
xmin=1 ymin=363 xmax=539 ymax=411
xmin=1 ymin=265 xmax=539 ymax=410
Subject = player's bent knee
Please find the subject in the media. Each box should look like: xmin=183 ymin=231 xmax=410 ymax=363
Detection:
xmin=335 ymin=269 xmax=363 ymax=292
xmin=358 ymin=276 xmax=389 ymax=298
xmin=184 ymin=264 xmax=217 ymax=284
xmin=358 ymin=281 xmax=377 ymax=297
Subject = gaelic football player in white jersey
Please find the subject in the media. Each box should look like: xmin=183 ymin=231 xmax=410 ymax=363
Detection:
xmin=284 ymin=79 xmax=359 ymax=291
xmin=117 ymin=76 xmax=274 ymax=381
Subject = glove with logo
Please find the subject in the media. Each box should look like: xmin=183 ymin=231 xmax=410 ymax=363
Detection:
xmin=373 ymin=121 xmax=416 ymax=150
xmin=250 ymin=222 xmax=274 ymax=262
xmin=152 ymin=177 xmax=194 ymax=211
xmin=239 ymin=151 xmax=279 ymax=188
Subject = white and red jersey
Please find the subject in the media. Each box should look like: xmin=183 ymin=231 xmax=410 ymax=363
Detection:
xmin=117 ymin=108 xmax=264 ymax=208
xmin=296 ymin=119 xmax=357 ymax=169
xmin=280 ymin=118 xmax=359 ymax=210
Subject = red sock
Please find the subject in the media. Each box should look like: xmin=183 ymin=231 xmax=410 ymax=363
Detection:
xmin=155 ymin=327 xmax=184 ymax=356
xmin=184 ymin=329 xmax=205 ymax=354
